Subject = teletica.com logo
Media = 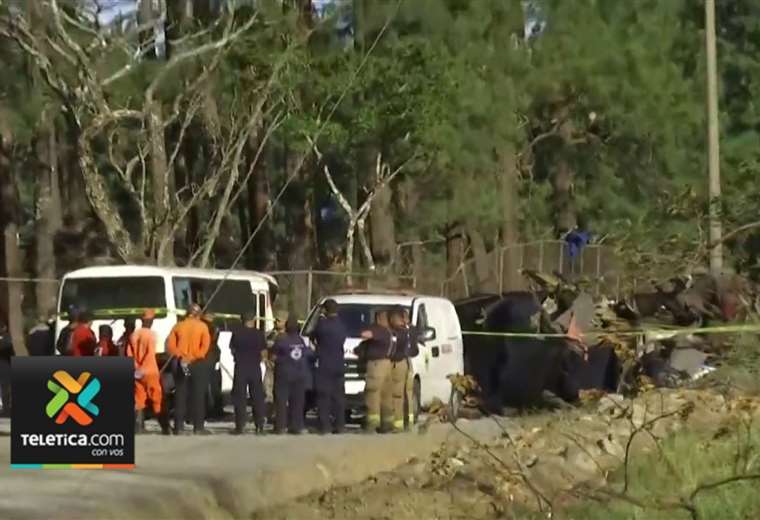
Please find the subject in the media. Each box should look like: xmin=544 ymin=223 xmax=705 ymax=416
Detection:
xmin=46 ymin=371 xmax=101 ymax=426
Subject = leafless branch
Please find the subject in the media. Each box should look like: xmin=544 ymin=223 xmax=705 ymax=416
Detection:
xmin=144 ymin=13 xmax=257 ymax=101
xmin=227 ymin=108 xmax=285 ymax=211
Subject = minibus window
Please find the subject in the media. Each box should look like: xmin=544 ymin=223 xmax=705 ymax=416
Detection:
xmin=60 ymin=277 xmax=166 ymax=313
xmin=172 ymin=277 xmax=255 ymax=317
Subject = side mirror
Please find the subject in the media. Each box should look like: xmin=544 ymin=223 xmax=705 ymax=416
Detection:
xmin=421 ymin=327 xmax=436 ymax=342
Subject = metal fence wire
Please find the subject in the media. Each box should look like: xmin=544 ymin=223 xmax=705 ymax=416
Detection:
xmin=268 ymin=270 xmax=417 ymax=318
xmin=440 ymin=240 xmax=623 ymax=301
xmin=0 ymin=244 xmax=619 ymax=332
xmin=0 ymin=271 xmax=418 ymax=326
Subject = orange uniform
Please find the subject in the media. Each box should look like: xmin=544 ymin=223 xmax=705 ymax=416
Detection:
xmin=128 ymin=328 xmax=162 ymax=414
xmin=166 ymin=317 xmax=211 ymax=363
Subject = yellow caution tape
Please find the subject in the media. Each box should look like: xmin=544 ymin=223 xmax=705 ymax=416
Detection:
xmin=460 ymin=322 xmax=760 ymax=340
xmin=56 ymin=307 xmax=305 ymax=323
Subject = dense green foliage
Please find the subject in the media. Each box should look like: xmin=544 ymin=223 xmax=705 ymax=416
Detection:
xmin=2 ymin=0 xmax=760 ymax=285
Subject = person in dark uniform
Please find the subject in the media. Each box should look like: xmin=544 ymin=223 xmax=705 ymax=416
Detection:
xmin=117 ymin=317 xmax=137 ymax=356
xmin=27 ymin=315 xmax=55 ymax=356
xmin=355 ymin=310 xmax=395 ymax=433
xmin=272 ymin=316 xmax=313 ymax=434
xmin=0 ymin=322 xmax=14 ymax=416
xmin=203 ymin=313 xmax=224 ymax=418
xmin=311 ymin=299 xmax=348 ymax=434
xmin=230 ymin=312 xmax=267 ymax=435
xmin=389 ymin=309 xmax=420 ymax=432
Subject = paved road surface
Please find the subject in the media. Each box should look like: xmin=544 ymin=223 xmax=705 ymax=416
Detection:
xmin=0 ymin=416 xmax=500 ymax=519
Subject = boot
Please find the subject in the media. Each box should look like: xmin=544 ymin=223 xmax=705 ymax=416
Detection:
xmin=158 ymin=413 xmax=171 ymax=436
xmin=134 ymin=410 xmax=144 ymax=434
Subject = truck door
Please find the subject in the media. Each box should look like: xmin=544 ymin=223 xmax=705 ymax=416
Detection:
xmin=412 ymin=299 xmax=446 ymax=404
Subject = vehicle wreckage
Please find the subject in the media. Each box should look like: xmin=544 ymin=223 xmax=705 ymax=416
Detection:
xmin=454 ymin=269 xmax=757 ymax=413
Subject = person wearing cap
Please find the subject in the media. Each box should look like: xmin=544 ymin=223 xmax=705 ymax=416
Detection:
xmin=230 ymin=312 xmax=267 ymax=434
xmin=128 ymin=309 xmax=164 ymax=433
xmin=167 ymin=303 xmax=212 ymax=435
xmin=310 ymin=299 xmax=348 ymax=434
xmin=272 ymin=315 xmax=313 ymax=434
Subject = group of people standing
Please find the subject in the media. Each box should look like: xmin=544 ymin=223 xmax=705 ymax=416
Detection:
xmin=230 ymin=298 xmax=421 ymax=435
xmin=0 ymin=297 xmax=423 ymax=436
xmin=230 ymin=300 xmax=347 ymax=435
xmin=356 ymin=308 xmax=420 ymax=433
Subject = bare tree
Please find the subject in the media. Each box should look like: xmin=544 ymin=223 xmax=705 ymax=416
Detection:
xmin=0 ymin=1 xmax=284 ymax=266
xmin=311 ymin=141 xmax=409 ymax=275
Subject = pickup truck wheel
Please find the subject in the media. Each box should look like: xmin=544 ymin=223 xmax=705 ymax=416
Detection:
xmin=449 ymin=386 xmax=462 ymax=423
xmin=403 ymin=378 xmax=421 ymax=428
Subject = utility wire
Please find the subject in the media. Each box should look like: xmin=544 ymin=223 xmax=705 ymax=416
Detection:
xmin=201 ymin=0 xmax=404 ymax=314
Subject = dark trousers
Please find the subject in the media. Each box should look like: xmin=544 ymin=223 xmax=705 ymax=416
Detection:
xmin=316 ymin=368 xmax=345 ymax=433
xmin=233 ymin=366 xmax=266 ymax=431
xmin=274 ymin=368 xmax=305 ymax=433
xmin=174 ymin=359 xmax=210 ymax=432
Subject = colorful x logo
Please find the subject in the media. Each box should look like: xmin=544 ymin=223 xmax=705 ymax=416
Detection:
xmin=46 ymin=371 xmax=100 ymax=426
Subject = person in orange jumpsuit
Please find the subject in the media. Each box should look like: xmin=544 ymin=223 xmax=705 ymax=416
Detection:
xmin=70 ymin=311 xmax=97 ymax=356
xmin=167 ymin=304 xmax=211 ymax=435
xmin=128 ymin=309 xmax=162 ymax=433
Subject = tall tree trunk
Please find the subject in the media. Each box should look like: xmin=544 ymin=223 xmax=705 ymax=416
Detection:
xmin=61 ymin=128 xmax=90 ymax=223
xmin=285 ymin=146 xmax=314 ymax=312
xmin=138 ymin=0 xmax=158 ymax=58
xmin=0 ymin=122 xmax=27 ymax=355
xmin=369 ymin=182 xmax=395 ymax=270
xmin=147 ymin=99 xmax=175 ymax=266
xmin=553 ymin=120 xmax=577 ymax=235
xmin=34 ymin=115 xmax=60 ymax=318
xmin=501 ymin=147 xmax=523 ymax=291
xmin=246 ymin=140 xmax=272 ymax=270
xmin=446 ymin=223 xmax=467 ymax=299
xmin=467 ymin=225 xmax=490 ymax=291
xmin=165 ymin=0 xmax=194 ymax=59
xmin=397 ymin=178 xmax=423 ymax=287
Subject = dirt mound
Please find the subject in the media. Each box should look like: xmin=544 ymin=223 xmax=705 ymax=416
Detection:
xmin=256 ymin=390 xmax=760 ymax=519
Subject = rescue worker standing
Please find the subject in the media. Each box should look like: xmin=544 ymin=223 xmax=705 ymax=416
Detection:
xmin=311 ymin=299 xmax=348 ymax=434
xmin=230 ymin=312 xmax=267 ymax=435
xmin=356 ymin=310 xmax=395 ymax=433
xmin=128 ymin=310 xmax=164 ymax=433
xmin=265 ymin=311 xmax=287 ymax=420
xmin=167 ymin=304 xmax=211 ymax=435
xmin=96 ymin=325 xmax=118 ymax=356
xmin=402 ymin=309 xmax=421 ymax=429
xmin=272 ymin=316 xmax=312 ymax=434
xmin=117 ymin=318 xmax=137 ymax=356
xmin=70 ymin=311 xmax=97 ymax=356
xmin=0 ymin=322 xmax=14 ymax=416
xmin=389 ymin=309 xmax=420 ymax=433
xmin=28 ymin=316 xmax=54 ymax=356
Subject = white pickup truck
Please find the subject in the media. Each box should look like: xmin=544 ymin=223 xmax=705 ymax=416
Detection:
xmin=302 ymin=291 xmax=464 ymax=422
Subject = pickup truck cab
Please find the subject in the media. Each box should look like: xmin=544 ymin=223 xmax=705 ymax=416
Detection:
xmin=302 ymin=291 xmax=464 ymax=422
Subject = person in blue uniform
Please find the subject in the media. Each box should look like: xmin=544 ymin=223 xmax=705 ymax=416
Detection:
xmin=230 ymin=312 xmax=267 ymax=435
xmin=311 ymin=299 xmax=348 ymax=434
xmin=272 ymin=316 xmax=313 ymax=434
